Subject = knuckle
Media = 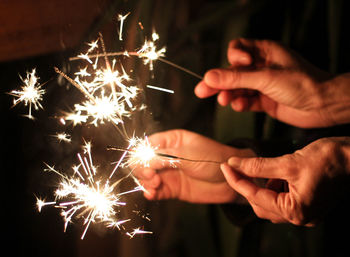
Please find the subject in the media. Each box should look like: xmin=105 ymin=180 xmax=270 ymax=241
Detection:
xmin=281 ymin=154 xmax=297 ymax=177
xmin=227 ymin=69 xmax=241 ymax=86
xmin=245 ymin=157 xmax=265 ymax=177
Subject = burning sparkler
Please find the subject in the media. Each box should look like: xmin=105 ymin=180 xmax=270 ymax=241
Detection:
xmin=37 ymin=141 xmax=150 ymax=239
xmin=15 ymin=11 xmax=208 ymax=241
xmin=9 ymin=69 xmax=45 ymax=119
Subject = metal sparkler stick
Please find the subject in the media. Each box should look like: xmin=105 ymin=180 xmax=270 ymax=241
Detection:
xmin=69 ymin=53 xmax=203 ymax=80
xmin=106 ymin=146 xmax=221 ymax=164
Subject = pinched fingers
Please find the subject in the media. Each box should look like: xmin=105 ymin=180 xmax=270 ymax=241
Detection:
xmin=227 ymin=155 xmax=296 ymax=180
xmin=194 ymin=80 xmax=219 ymax=98
xmin=220 ymin=162 xmax=311 ymax=225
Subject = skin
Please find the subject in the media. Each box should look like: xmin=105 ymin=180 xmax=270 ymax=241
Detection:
xmin=192 ymin=39 xmax=350 ymax=225
xmin=194 ymin=39 xmax=350 ymax=128
xmin=221 ymin=137 xmax=350 ymax=226
xmin=135 ymin=39 xmax=350 ymax=226
xmin=132 ymin=129 xmax=255 ymax=203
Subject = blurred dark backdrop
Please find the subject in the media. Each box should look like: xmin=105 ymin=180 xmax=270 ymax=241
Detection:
xmin=1 ymin=1 xmax=350 ymax=257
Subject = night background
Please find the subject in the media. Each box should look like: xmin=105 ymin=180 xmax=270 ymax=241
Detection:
xmin=2 ymin=0 xmax=350 ymax=256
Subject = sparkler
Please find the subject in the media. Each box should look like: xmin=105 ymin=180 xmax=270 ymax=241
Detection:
xmin=69 ymin=32 xmax=203 ymax=80
xmin=107 ymin=144 xmax=221 ymax=166
xmin=12 ymin=11 xmax=206 ymax=241
xmin=37 ymin=141 xmax=150 ymax=239
xmin=9 ymin=69 xmax=45 ymax=119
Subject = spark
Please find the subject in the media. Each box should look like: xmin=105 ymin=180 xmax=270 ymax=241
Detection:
xmin=9 ymin=69 xmax=45 ymax=119
xmin=118 ymin=12 xmax=130 ymax=41
xmin=64 ymin=110 xmax=88 ymax=126
xmin=126 ymin=227 xmax=153 ymax=239
xmin=137 ymin=32 xmax=166 ymax=70
xmin=124 ymin=136 xmax=157 ymax=168
xmin=146 ymin=85 xmax=174 ymax=94
xmin=77 ymin=53 xmax=93 ymax=64
xmin=108 ymin=136 xmax=158 ymax=179
xmin=55 ymin=38 xmax=143 ymax=135
xmin=39 ymin=141 xmax=146 ymax=239
xmin=54 ymin=132 xmax=72 ymax=143
xmin=73 ymin=90 xmax=126 ymax=126
xmin=74 ymin=67 xmax=91 ymax=77
xmin=69 ymin=33 xmax=202 ymax=79
xmin=87 ymin=39 xmax=99 ymax=53
xmin=36 ymin=197 xmax=56 ymax=212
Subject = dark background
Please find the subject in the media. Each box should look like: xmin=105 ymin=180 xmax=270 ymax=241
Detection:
xmin=2 ymin=0 xmax=350 ymax=257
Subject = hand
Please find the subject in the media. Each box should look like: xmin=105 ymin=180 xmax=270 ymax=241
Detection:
xmin=132 ymin=129 xmax=255 ymax=203
xmin=220 ymin=137 xmax=350 ymax=226
xmin=195 ymin=38 xmax=350 ymax=128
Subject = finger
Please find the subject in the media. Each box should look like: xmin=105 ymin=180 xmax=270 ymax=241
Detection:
xmin=143 ymin=188 xmax=157 ymax=200
xmin=203 ymin=68 xmax=272 ymax=91
xmin=194 ymin=81 xmax=219 ymax=98
xmin=132 ymin=167 xmax=157 ymax=180
xmin=250 ymin=202 xmax=287 ymax=223
xmin=217 ymin=90 xmax=233 ymax=106
xmin=227 ymin=39 xmax=252 ymax=66
xmin=148 ymin=129 xmax=191 ymax=151
xmin=220 ymin=163 xmax=288 ymax=218
xmin=218 ymin=89 xmax=258 ymax=108
xmin=227 ymin=155 xmax=294 ymax=180
xmin=138 ymin=174 xmax=161 ymax=189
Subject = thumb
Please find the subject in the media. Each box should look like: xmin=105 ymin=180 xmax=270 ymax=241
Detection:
xmin=203 ymin=67 xmax=305 ymax=101
xmin=227 ymin=155 xmax=294 ymax=180
xmin=203 ymin=68 xmax=272 ymax=91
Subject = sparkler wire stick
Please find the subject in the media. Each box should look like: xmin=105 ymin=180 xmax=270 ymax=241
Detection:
xmin=157 ymin=57 xmax=203 ymax=80
xmin=156 ymin=152 xmax=221 ymax=164
xmin=54 ymin=67 xmax=96 ymax=103
xmin=106 ymin=146 xmax=221 ymax=164
xmin=69 ymin=52 xmax=203 ymax=80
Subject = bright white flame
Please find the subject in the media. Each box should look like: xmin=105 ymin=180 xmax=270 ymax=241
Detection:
xmin=54 ymin=132 xmax=72 ymax=143
xmin=10 ymin=69 xmax=45 ymax=119
xmin=124 ymin=136 xmax=157 ymax=168
xmin=137 ymin=33 xmax=166 ymax=70
xmin=39 ymin=142 xmax=146 ymax=239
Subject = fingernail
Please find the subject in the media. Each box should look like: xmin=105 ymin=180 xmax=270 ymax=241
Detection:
xmin=239 ymin=55 xmax=251 ymax=65
xmin=204 ymin=71 xmax=220 ymax=85
xmin=228 ymin=157 xmax=241 ymax=168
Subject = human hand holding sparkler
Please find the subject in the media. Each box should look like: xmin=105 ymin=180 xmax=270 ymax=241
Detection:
xmin=132 ymin=129 xmax=255 ymax=203
xmin=194 ymin=39 xmax=350 ymax=128
xmin=220 ymin=137 xmax=350 ymax=226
